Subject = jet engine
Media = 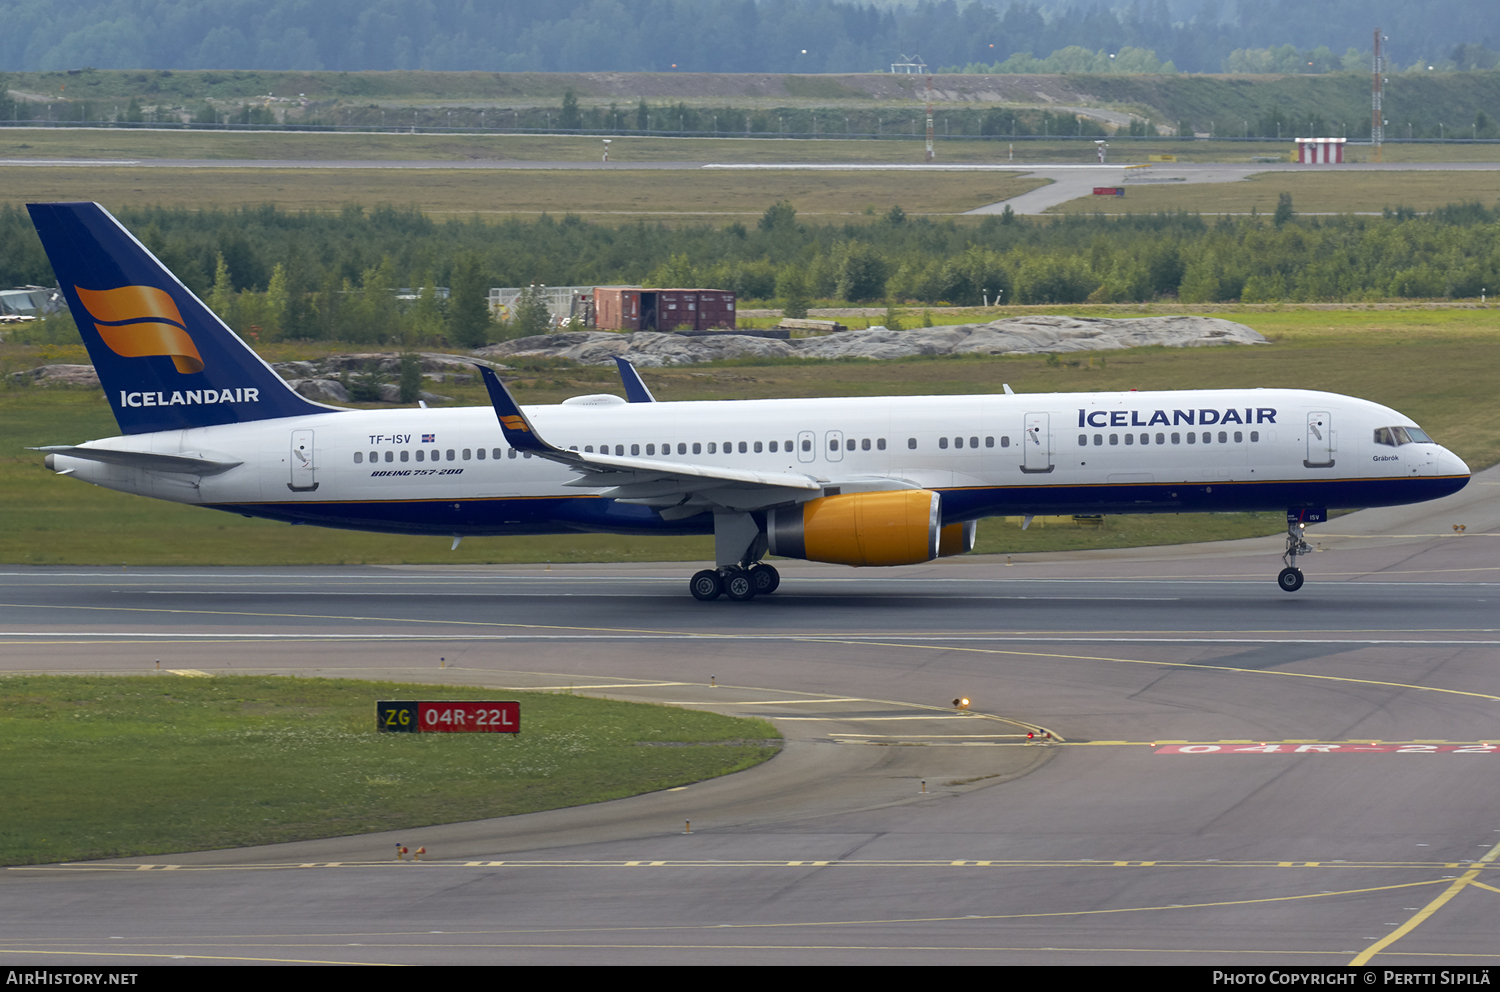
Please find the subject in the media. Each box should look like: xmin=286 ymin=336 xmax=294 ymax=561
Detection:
xmin=767 ymin=490 xmax=941 ymax=567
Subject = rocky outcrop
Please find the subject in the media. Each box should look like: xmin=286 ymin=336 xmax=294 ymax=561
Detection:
xmin=8 ymin=364 xmax=101 ymax=387
xmin=478 ymin=315 xmax=1267 ymax=366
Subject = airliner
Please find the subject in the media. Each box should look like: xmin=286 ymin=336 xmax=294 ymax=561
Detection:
xmin=27 ymin=202 xmax=1470 ymax=600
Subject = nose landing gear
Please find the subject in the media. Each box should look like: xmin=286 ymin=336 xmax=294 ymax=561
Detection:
xmin=1279 ymin=518 xmax=1313 ymax=592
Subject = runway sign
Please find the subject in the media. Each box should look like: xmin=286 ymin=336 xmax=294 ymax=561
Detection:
xmin=1157 ymin=743 xmax=1494 ymax=754
xmin=1092 ymin=186 xmax=1126 ymax=196
xmin=377 ymin=700 xmax=520 ymax=734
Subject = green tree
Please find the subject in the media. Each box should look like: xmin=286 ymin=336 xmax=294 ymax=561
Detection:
xmin=207 ymin=253 xmax=235 ymax=325
xmin=1274 ymin=192 xmax=1295 ymax=227
xmin=264 ymin=263 xmax=289 ymax=339
xmin=512 ymin=284 xmax=552 ymax=338
xmin=635 ymin=98 xmax=649 ymax=131
xmin=758 ymin=200 xmax=797 ymax=233
xmin=449 ymin=253 xmax=492 ymax=348
xmin=560 ymin=89 xmax=582 ymax=131
xmin=398 ymin=353 xmax=423 ymax=403
xmin=777 ymin=266 xmax=810 ymax=319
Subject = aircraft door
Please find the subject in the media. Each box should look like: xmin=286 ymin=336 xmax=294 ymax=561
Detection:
xmin=1304 ymin=411 xmax=1335 ymax=468
xmin=289 ymin=429 xmax=318 ymax=492
xmin=824 ymin=430 xmax=844 ymax=462
xmin=1020 ymin=413 xmax=1053 ymax=474
xmin=797 ymin=430 xmax=815 ymax=464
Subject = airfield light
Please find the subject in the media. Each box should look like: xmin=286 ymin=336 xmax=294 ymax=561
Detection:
xmin=953 ymin=697 xmax=971 ymax=711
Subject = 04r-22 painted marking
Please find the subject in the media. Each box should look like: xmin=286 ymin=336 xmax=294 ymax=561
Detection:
xmin=1157 ymin=744 xmax=1497 ymax=754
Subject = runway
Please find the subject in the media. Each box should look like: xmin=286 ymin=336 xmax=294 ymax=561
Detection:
xmin=1 ymin=471 xmax=1498 ymax=965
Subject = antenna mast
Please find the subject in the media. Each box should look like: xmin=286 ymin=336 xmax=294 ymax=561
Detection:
xmin=925 ymin=75 xmax=935 ymax=162
xmin=1372 ymin=28 xmax=1383 ymax=164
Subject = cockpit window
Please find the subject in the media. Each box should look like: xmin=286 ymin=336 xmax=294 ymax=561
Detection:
xmin=1374 ymin=426 xmax=1433 ymax=446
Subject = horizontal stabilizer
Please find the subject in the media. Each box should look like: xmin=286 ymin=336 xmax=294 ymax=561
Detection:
xmin=34 ymin=445 xmax=243 ymax=476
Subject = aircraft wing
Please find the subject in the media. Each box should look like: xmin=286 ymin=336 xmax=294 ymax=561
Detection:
xmin=33 ymin=445 xmax=243 ymax=475
xmin=475 ymin=365 xmax=821 ymax=514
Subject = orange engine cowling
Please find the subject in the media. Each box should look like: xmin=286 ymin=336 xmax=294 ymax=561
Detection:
xmin=938 ymin=519 xmax=976 ymax=557
xmin=767 ymin=490 xmax=941 ymax=567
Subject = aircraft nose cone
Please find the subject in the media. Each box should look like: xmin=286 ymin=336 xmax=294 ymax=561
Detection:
xmin=1438 ymin=447 xmax=1471 ymax=482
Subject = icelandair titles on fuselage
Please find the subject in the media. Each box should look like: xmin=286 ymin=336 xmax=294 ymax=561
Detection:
xmin=1079 ymin=407 xmax=1278 ymax=428
xmin=118 ymin=388 xmax=260 ymax=408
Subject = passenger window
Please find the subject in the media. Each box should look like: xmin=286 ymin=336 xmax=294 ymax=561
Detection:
xmin=877 ymin=438 xmax=886 ymax=450
xmin=463 ymin=449 xmax=472 ymax=459
xmin=784 ymin=439 xmax=793 ymax=450
xmin=615 ymin=445 xmax=624 ymax=455
xmin=939 ymin=437 xmax=949 ymax=449
xmin=1187 ymin=432 xmax=1196 ymax=444
xmin=523 ymin=451 xmax=531 ymax=459
xmin=446 ymin=449 xmax=455 ymax=461
xmin=1078 ymin=434 xmax=1088 ymax=446
xmin=985 ymin=436 xmax=994 ymax=448
xmin=385 ymin=451 xmax=394 ymax=463
xmin=693 ymin=442 xmax=701 ymax=454
xmin=508 ymin=449 xmax=517 ymax=459
xmin=1155 ymin=433 xmax=1165 ymax=445
xmin=908 ymin=438 xmax=917 ymax=449
xmin=354 ymin=451 xmax=363 ymax=463
xmin=754 ymin=441 xmax=763 ymax=453
xmin=1000 ymin=436 xmax=1010 ymax=448
xmin=1250 ymin=432 xmax=1259 ymax=443
xmin=802 ymin=439 xmax=812 ymax=452
xmin=1125 ymin=434 xmax=1134 ymax=445
xmin=400 ymin=450 xmax=410 ymax=462
xmin=738 ymin=441 xmax=747 ymax=453
xmin=415 ymin=450 xmax=425 ymax=462
xmin=493 ymin=449 xmax=502 ymax=459
xmin=1094 ymin=434 xmax=1102 ymax=446
xmin=477 ymin=448 xmax=486 ymax=460
xmin=1139 ymin=433 xmax=1149 ymax=445
xmin=584 ymin=445 xmax=593 ymax=453
xmin=646 ymin=444 xmax=655 ymax=455
xmin=1218 ymin=432 xmax=1227 ymax=444
xmin=1202 ymin=432 xmax=1211 ymax=445
xmin=631 ymin=444 xmax=640 ymax=456
xmin=1233 ymin=432 xmax=1242 ymax=443
xmin=969 ymin=436 xmax=978 ymax=448
xmin=1171 ymin=433 xmax=1180 ymax=444
xmin=829 ymin=439 xmax=838 ymax=451
xmin=678 ymin=443 xmax=687 ymax=455
xmin=1109 ymin=434 xmax=1118 ymax=445
xmin=769 ymin=441 xmax=778 ymax=453
xmin=708 ymin=442 xmax=717 ymax=454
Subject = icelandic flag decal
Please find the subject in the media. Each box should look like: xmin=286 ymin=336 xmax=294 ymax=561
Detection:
xmin=422 ymin=433 xmax=435 ymax=443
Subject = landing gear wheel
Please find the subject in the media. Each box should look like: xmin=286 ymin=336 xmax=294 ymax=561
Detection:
xmin=724 ymin=570 xmax=757 ymax=601
xmin=690 ymin=569 xmax=724 ymax=601
xmin=1277 ymin=566 xmax=1305 ymax=592
xmin=748 ymin=563 xmax=780 ymax=595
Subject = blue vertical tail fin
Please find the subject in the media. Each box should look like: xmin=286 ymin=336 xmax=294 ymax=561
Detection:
xmin=27 ymin=201 xmax=337 ymax=435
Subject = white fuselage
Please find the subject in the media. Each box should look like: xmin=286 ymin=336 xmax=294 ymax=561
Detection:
xmin=48 ymin=388 xmax=1470 ymax=537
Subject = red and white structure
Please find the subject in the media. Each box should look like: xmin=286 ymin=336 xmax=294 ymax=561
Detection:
xmin=1295 ymin=137 xmax=1346 ymax=164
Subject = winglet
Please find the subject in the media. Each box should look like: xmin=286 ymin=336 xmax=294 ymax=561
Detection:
xmin=614 ymin=357 xmax=656 ymax=403
xmin=474 ymin=365 xmax=553 ymax=454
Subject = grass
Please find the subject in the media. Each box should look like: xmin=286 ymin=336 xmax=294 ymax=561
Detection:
xmin=0 ymin=674 xmax=780 ymax=866
xmin=12 ymin=126 xmax=1499 ymax=167
xmin=2 ymin=304 xmax=1496 ymax=566
xmin=0 ymin=163 xmax=1045 ymax=218
xmin=1049 ymin=169 xmax=1500 ymax=215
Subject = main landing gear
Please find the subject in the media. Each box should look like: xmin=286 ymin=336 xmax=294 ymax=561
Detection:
xmin=1278 ymin=519 xmax=1313 ymax=592
xmin=690 ymin=562 xmax=780 ymax=602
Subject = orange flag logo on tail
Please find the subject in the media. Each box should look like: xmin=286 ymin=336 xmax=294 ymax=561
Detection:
xmin=74 ymin=285 xmax=204 ymax=374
